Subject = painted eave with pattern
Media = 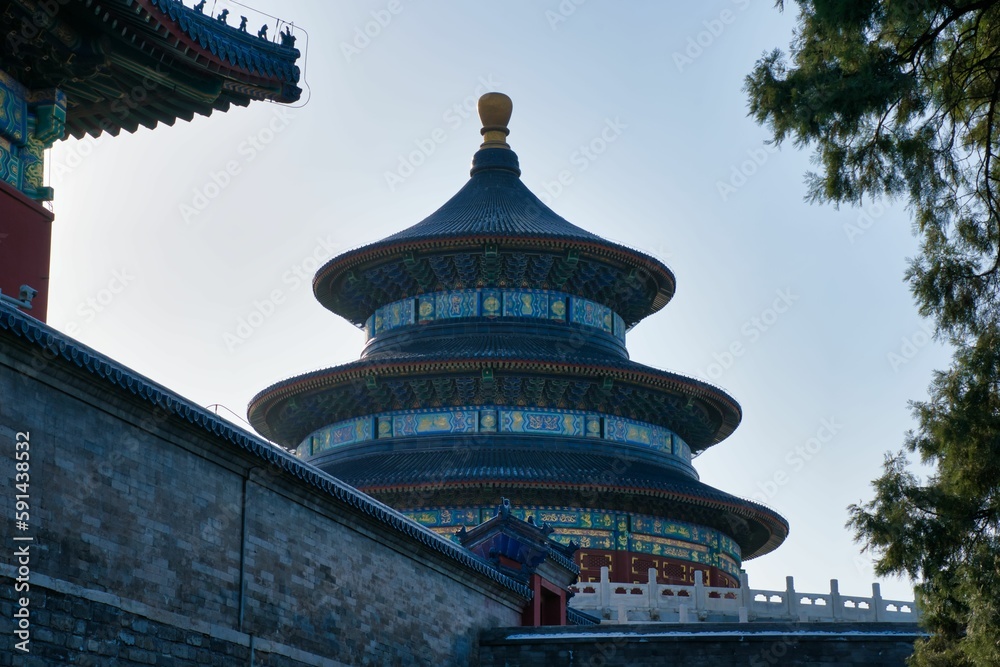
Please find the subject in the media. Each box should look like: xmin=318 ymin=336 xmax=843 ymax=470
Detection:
xmin=247 ymin=351 xmax=742 ymax=452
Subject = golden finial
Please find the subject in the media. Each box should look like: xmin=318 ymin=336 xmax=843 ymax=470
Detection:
xmin=478 ymin=92 xmax=512 ymax=150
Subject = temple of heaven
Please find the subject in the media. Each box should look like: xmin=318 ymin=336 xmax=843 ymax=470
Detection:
xmin=249 ymin=93 xmax=788 ymax=587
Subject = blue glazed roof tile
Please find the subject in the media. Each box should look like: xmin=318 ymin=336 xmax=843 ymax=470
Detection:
xmin=380 ymin=149 xmax=603 ymax=244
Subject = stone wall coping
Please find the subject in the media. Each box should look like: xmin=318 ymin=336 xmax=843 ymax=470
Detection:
xmin=482 ymin=621 xmax=927 ymax=643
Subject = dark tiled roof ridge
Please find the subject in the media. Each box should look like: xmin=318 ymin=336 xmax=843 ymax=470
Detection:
xmin=545 ymin=546 xmax=580 ymax=575
xmin=567 ymin=606 xmax=601 ymax=626
xmin=145 ymin=0 xmax=301 ymax=85
xmin=380 ymin=167 xmax=602 ymax=243
xmin=0 ymin=304 xmax=531 ymax=601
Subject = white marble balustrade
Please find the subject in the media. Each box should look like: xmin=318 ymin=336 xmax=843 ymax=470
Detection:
xmin=569 ymin=567 xmax=919 ymax=624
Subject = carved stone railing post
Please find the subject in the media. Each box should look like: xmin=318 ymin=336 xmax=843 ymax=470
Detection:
xmin=647 ymin=567 xmax=659 ymax=615
xmin=872 ymin=582 xmax=883 ymax=622
xmin=785 ymin=576 xmax=798 ymax=619
xmin=739 ymin=570 xmax=750 ymax=620
xmin=694 ymin=570 xmax=706 ymax=614
xmin=830 ymin=579 xmax=841 ymax=621
xmin=600 ymin=566 xmax=610 ymax=611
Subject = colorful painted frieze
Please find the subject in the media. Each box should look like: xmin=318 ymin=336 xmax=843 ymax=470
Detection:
xmin=0 ymin=77 xmax=67 ymax=199
xmin=570 ymin=297 xmax=613 ymax=334
xmin=401 ymin=507 xmax=480 ymax=527
xmin=479 ymin=409 xmax=498 ymax=432
xmin=613 ymin=312 xmax=626 ymax=341
xmin=27 ymin=88 xmax=67 ymax=145
xmin=311 ymin=417 xmax=374 ymax=454
xmin=20 ymin=124 xmax=45 ymax=198
xmin=535 ymin=508 xmax=615 ymax=528
xmin=555 ymin=528 xmax=615 ymax=551
xmin=435 ymin=289 xmax=479 ymax=319
xmin=630 ymin=515 xmax=717 ymax=547
xmin=499 ymin=408 xmax=584 ymax=436
xmin=302 ymin=405 xmax=691 ymax=471
xmin=505 ymin=507 xmax=616 ymax=544
xmin=604 ymin=416 xmax=672 ymax=452
xmin=0 ymin=70 xmax=28 ymax=146
xmin=676 ymin=437 xmax=691 ymax=461
xmin=548 ymin=534 xmax=576 ymax=549
xmin=630 ymin=534 xmax=713 ymax=565
xmin=717 ymin=552 xmax=741 ymax=577
xmin=549 ymin=295 xmax=568 ymax=321
xmin=502 ymin=289 xmax=549 ymax=319
xmin=481 ymin=289 xmax=502 ymax=318
xmin=392 ymin=409 xmax=478 ymax=436
xmin=366 ymin=288 xmax=624 ymax=341
xmin=373 ymin=297 xmax=414 ymax=335
xmin=488 ymin=506 xmax=617 ymax=530
xmin=417 ymin=295 xmax=435 ymax=323
xmin=407 ymin=510 xmax=441 ymax=525
xmin=440 ymin=507 xmax=480 ymax=526
xmin=617 ymin=515 xmax=629 ymax=550
xmin=0 ymin=136 xmax=20 ymax=189
xmin=718 ymin=533 xmax=742 ymax=561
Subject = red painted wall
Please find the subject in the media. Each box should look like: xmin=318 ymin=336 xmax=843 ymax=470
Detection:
xmin=0 ymin=179 xmax=52 ymax=321
xmin=577 ymin=548 xmax=740 ymax=588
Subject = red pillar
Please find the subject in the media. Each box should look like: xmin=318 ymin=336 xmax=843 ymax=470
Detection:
xmin=0 ymin=179 xmax=52 ymax=321
xmin=521 ymin=574 xmax=568 ymax=627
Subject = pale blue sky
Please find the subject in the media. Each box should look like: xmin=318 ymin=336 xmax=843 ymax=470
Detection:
xmin=46 ymin=1 xmax=947 ymax=601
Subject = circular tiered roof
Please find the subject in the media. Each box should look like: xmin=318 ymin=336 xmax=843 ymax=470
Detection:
xmin=250 ymin=92 xmax=788 ymax=568
xmin=312 ymin=128 xmax=675 ymax=329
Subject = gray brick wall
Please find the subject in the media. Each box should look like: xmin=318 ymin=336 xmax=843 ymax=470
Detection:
xmin=0 ymin=332 xmax=522 ymax=666
xmin=0 ymin=571 xmax=346 ymax=667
